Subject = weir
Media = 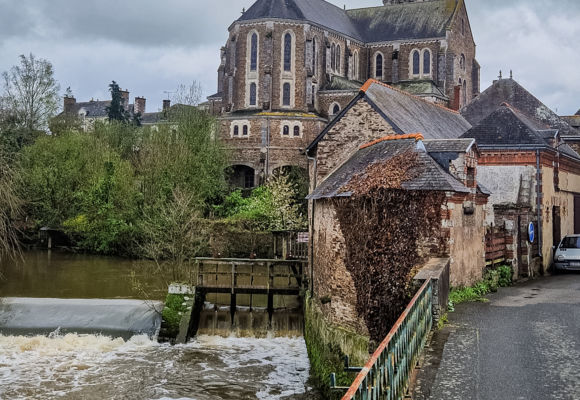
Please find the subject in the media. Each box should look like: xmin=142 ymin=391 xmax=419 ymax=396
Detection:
xmin=0 ymin=297 xmax=163 ymax=339
xmin=159 ymin=258 xmax=308 ymax=342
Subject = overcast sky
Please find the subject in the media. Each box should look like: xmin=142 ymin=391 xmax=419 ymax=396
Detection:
xmin=0 ymin=0 xmax=578 ymax=115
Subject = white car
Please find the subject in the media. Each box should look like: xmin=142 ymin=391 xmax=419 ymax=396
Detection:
xmin=554 ymin=235 xmax=580 ymax=271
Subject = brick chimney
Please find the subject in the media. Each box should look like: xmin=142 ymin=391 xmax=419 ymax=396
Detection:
xmin=451 ymin=85 xmax=461 ymax=111
xmin=63 ymin=95 xmax=76 ymax=114
xmin=134 ymin=97 xmax=146 ymax=115
xmin=163 ymin=99 xmax=171 ymax=111
xmin=120 ymin=89 xmax=130 ymax=111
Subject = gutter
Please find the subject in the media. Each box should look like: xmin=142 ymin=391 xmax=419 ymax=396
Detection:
xmin=307 ymin=154 xmax=317 ymax=295
xmin=536 ymin=150 xmax=543 ymax=257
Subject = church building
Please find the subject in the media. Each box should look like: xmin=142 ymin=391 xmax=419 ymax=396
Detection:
xmin=208 ymin=0 xmax=479 ymax=187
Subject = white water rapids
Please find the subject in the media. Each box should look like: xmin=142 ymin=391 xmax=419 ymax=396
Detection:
xmin=0 ymin=333 xmax=314 ymax=400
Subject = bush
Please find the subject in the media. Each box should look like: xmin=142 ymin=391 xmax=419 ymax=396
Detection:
xmin=449 ymin=265 xmax=514 ymax=310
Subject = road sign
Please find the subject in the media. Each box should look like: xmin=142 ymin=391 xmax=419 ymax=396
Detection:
xmin=528 ymin=222 xmax=535 ymax=243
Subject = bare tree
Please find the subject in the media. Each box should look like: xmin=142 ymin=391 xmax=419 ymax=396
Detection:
xmin=172 ymin=81 xmax=203 ymax=106
xmin=2 ymin=53 xmax=60 ymax=131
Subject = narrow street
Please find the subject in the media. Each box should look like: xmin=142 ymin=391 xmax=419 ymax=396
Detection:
xmin=414 ymin=274 xmax=580 ymax=400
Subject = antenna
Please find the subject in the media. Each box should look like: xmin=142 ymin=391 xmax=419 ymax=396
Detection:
xmin=163 ymin=90 xmax=175 ymax=100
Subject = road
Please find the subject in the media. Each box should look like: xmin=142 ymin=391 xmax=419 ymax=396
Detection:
xmin=413 ymin=274 xmax=580 ymax=400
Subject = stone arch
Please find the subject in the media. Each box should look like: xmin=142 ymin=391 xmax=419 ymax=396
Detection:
xmin=227 ymin=164 xmax=256 ymax=189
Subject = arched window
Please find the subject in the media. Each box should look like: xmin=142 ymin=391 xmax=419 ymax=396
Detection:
xmin=312 ymin=37 xmax=317 ymax=73
xmin=284 ymin=33 xmax=292 ymax=71
xmin=462 ymin=80 xmax=467 ymax=107
xmin=460 ymin=54 xmax=466 ymax=71
xmin=375 ymin=53 xmax=383 ymax=79
xmin=331 ymin=43 xmax=336 ymax=71
xmin=249 ymin=83 xmax=257 ymax=106
xmin=311 ymin=85 xmax=316 ymax=105
xmin=353 ymin=51 xmax=359 ymax=80
xmin=293 ymin=126 xmax=300 ymax=137
xmin=283 ymin=125 xmax=290 ymax=136
xmin=423 ymin=50 xmax=431 ymax=76
xmin=336 ymin=45 xmax=341 ymax=73
xmin=243 ymin=125 xmax=248 ymax=136
xmin=412 ymin=50 xmax=420 ymax=75
xmin=333 ymin=104 xmax=340 ymax=114
xmin=250 ymin=33 xmax=258 ymax=71
xmin=282 ymin=83 xmax=291 ymax=106
xmin=233 ymin=126 xmax=239 ymax=136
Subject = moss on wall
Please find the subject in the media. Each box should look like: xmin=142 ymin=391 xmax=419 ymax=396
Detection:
xmin=159 ymin=293 xmax=187 ymax=340
xmin=304 ymin=292 xmax=370 ymax=399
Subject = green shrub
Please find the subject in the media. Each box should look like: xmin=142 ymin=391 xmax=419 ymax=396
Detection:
xmin=449 ymin=265 xmax=514 ymax=310
xmin=497 ymin=265 xmax=513 ymax=287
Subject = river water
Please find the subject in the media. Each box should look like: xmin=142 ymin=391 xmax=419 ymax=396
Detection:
xmin=0 ymin=251 xmax=318 ymax=399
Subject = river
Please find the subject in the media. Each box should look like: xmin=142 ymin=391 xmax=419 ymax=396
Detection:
xmin=0 ymin=251 xmax=318 ymax=399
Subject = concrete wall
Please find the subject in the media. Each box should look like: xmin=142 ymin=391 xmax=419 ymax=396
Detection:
xmin=477 ymin=165 xmax=537 ymax=225
xmin=447 ymin=198 xmax=487 ymax=286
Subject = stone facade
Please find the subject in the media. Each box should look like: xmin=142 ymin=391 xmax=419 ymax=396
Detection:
xmin=209 ymin=0 xmax=480 ymax=186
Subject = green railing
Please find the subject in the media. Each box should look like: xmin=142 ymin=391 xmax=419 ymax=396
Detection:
xmin=341 ymin=279 xmax=433 ymax=400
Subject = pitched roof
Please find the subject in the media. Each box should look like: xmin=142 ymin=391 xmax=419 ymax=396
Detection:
xmin=320 ymin=75 xmax=362 ymax=91
xmin=423 ymin=138 xmax=476 ymax=153
xmin=237 ymin=0 xmax=458 ymax=43
xmin=306 ymin=80 xmax=471 ymax=153
xmin=461 ymin=104 xmax=550 ymax=147
xmin=307 ymin=137 xmax=469 ymax=200
xmin=346 ymin=0 xmax=457 ymax=43
xmin=390 ymin=80 xmax=448 ymax=100
xmin=238 ymin=0 xmax=362 ymax=40
xmin=363 ymin=81 xmax=472 ymax=139
xmin=461 ymin=78 xmax=578 ymax=135
xmin=75 ymin=100 xmax=111 ymax=118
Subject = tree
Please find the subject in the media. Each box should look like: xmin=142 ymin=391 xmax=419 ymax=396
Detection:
xmin=172 ymin=81 xmax=203 ymax=106
xmin=1 ymin=53 xmax=60 ymax=131
xmin=0 ymin=148 xmax=21 ymax=263
xmin=106 ymin=81 xmax=130 ymax=122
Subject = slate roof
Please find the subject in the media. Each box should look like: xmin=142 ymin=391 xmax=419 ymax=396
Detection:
xmin=238 ymin=0 xmax=458 ymax=43
xmin=239 ymin=0 xmax=362 ymax=40
xmin=307 ymin=137 xmax=469 ymax=200
xmin=363 ymin=81 xmax=472 ymax=139
xmin=461 ymin=78 xmax=578 ymax=135
xmin=320 ymin=75 xmax=362 ymax=91
xmin=423 ymin=138 xmax=476 ymax=153
xmin=346 ymin=1 xmax=456 ymax=42
xmin=306 ymin=80 xmax=472 ymax=153
xmin=75 ymin=101 xmax=111 ymax=118
xmin=461 ymin=103 xmax=580 ymax=161
xmin=390 ymin=80 xmax=448 ymax=100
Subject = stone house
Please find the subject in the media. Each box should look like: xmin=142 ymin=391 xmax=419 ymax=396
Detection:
xmin=306 ymin=133 xmax=488 ymax=335
xmin=304 ymin=79 xmax=489 ymax=333
xmin=461 ymin=79 xmax=580 ymax=275
xmin=62 ymin=92 xmax=179 ymax=130
xmin=208 ymin=0 xmax=480 ymax=188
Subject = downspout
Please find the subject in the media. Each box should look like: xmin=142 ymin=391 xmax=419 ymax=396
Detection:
xmin=307 ymin=153 xmax=317 ymax=296
xmin=536 ymin=150 xmax=542 ymax=257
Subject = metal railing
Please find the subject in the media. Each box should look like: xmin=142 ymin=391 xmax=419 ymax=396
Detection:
xmin=340 ymin=279 xmax=433 ymax=400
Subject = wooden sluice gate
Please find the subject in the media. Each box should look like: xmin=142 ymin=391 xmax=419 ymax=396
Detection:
xmin=159 ymin=258 xmax=309 ymax=342
xmin=196 ymin=258 xmax=307 ymax=335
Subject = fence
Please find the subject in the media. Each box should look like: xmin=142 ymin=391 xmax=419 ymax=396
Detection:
xmin=340 ymin=279 xmax=433 ymax=400
xmin=485 ymin=227 xmax=507 ymax=267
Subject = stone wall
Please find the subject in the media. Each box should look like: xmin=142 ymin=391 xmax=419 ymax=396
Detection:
xmin=312 ymin=200 xmax=368 ymax=335
xmin=314 ymin=99 xmax=397 ymax=182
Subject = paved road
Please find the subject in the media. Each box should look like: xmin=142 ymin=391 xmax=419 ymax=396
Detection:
xmin=413 ymin=274 xmax=580 ymax=400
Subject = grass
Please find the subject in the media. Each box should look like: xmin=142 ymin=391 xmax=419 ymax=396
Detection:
xmin=448 ymin=265 xmax=513 ymax=311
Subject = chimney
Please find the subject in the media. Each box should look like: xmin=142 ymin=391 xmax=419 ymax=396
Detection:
xmin=120 ymin=89 xmax=130 ymax=111
xmin=163 ymin=99 xmax=171 ymax=111
xmin=134 ymin=97 xmax=146 ymax=115
xmin=63 ymin=95 xmax=76 ymax=114
xmin=451 ymin=85 xmax=461 ymax=111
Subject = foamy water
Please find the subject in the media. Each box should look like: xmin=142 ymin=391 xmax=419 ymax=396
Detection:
xmin=0 ymin=333 xmax=315 ymax=400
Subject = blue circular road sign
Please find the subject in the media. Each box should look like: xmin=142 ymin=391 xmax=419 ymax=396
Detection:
xmin=528 ymin=222 xmax=535 ymax=243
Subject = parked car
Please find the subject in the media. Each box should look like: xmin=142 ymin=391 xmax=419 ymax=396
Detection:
xmin=553 ymin=235 xmax=580 ymax=271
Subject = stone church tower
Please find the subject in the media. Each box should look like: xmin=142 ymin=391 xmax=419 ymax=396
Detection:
xmin=207 ymin=0 xmax=479 ymax=188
